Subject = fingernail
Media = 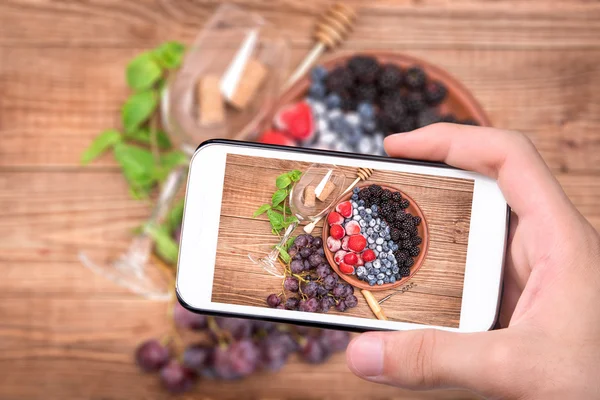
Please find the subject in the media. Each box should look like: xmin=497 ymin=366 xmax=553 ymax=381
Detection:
xmin=348 ymin=334 xmax=384 ymax=377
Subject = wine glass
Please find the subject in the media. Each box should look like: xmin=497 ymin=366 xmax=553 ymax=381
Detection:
xmin=248 ymin=163 xmax=346 ymax=277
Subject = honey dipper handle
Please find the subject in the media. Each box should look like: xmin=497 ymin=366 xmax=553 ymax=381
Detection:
xmin=282 ymin=43 xmax=326 ymax=92
xmin=361 ymin=289 xmax=387 ymax=320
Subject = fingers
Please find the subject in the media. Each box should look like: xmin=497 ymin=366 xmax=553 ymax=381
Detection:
xmin=383 ymin=124 xmax=572 ymax=217
xmin=346 ymin=329 xmax=508 ymax=395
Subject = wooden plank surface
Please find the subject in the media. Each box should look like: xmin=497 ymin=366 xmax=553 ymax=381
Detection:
xmin=1 ymin=0 xmax=599 ymax=398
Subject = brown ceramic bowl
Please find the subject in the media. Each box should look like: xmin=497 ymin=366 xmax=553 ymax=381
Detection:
xmin=322 ymin=184 xmax=429 ymax=291
xmin=258 ymin=51 xmax=491 ymax=133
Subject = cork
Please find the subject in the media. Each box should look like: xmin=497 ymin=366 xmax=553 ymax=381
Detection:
xmin=197 ymin=75 xmax=224 ymax=125
xmin=304 ymin=185 xmax=316 ymax=207
xmin=317 ymin=181 xmax=336 ymax=202
xmin=227 ymin=58 xmax=267 ymax=110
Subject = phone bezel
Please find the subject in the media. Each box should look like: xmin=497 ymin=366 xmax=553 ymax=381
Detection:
xmin=176 ymin=139 xmax=509 ymax=333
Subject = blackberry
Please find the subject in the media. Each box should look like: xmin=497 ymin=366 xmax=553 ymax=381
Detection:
xmin=379 ymin=91 xmax=403 ymax=108
xmin=412 ymin=216 xmax=422 ymax=226
xmin=405 ymin=257 xmax=414 ymax=267
xmin=394 ymin=210 xmax=406 ymax=222
xmin=400 ymin=199 xmax=410 ymax=209
xmin=409 ymin=227 xmax=419 ymax=237
xmin=395 ymin=115 xmax=417 ymax=133
xmin=405 ymin=92 xmax=426 ymax=114
xmin=381 ymin=95 xmax=406 ymax=116
xmin=400 ymin=267 xmax=411 ymax=277
xmin=424 ymin=81 xmax=447 ymax=105
xmin=378 ymin=113 xmax=404 ymax=135
xmin=392 ymin=192 xmax=402 ymax=203
xmin=402 ymin=219 xmax=415 ymax=231
xmin=377 ymin=64 xmax=403 ymax=92
xmin=395 ymin=250 xmax=409 ymax=264
xmin=390 ymin=228 xmax=401 ymax=241
xmin=411 ymin=236 xmax=422 ymax=246
xmin=408 ymin=246 xmax=420 ymax=257
xmin=353 ymin=84 xmax=378 ymax=103
xmin=441 ymin=113 xmax=458 ymax=123
xmin=338 ymin=90 xmax=356 ymax=111
xmin=393 ymin=220 xmax=404 ymax=230
xmin=358 ymin=187 xmax=371 ymax=201
xmin=381 ymin=189 xmax=392 ymax=202
xmin=399 ymin=230 xmax=411 ymax=240
xmin=348 ymin=55 xmax=380 ymax=84
xmin=417 ymin=109 xmax=442 ymax=128
xmin=380 ymin=203 xmax=393 ymax=216
xmin=404 ymin=66 xmax=427 ymax=90
xmin=460 ymin=119 xmax=480 ymax=126
xmin=389 ymin=202 xmax=401 ymax=214
xmin=371 ymin=185 xmax=383 ymax=196
xmin=326 ymin=67 xmax=354 ymax=92
xmin=401 ymin=239 xmax=413 ymax=249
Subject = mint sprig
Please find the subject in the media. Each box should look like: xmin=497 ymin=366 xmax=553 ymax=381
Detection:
xmin=253 ymin=170 xmax=302 ymax=237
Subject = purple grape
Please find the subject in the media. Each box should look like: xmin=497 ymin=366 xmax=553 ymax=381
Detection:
xmin=253 ymin=320 xmax=276 ymax=333
xmin=308 ymin=253 xmax=323 ymax=267
xmin=159 ymin=360 xmax=195 ymax=393
xmin=285 ymin=297 xmax=300 ymax=310
xmin=304 ymin=234 xmax=315 ymax=245
xmin=173 ymin=302 xmax=207 ymax=330
xmin=258 ymin=333 xmax=292 ymax=371
xmin=332 ymin=283 xmax=346 ymax=298
xmin=275 ymin=331 xmax=299 ymax=352
xmin=299 ymin=337 xmax=331 ymax=364
xmin=335 ymin=300 xmax=347 ymax=312
xmin=303 ymin=259 xmax=311 ymax=271
xmin=343 ymin=284 xmax=354 ymax=298
xmin=276 ymin=304 xmax=285 ymax=309
xmin=316 ymin=263 xmax=331 ymax=279
xmin=292 ymin=253 xmax=303 ymax=261
xmin=317 ymin=247 xmax=325 ymax=256
xmin=316 ymin=284 xmax=328 ymax=297
xmin=319 ymin=329 xmax=350 ymax=352
xmin=323 ymin=274 xmax=338 ymax=290
xmin=302 ymin=282 xmax=319 ymax=298
xmin=290 ymin=259 xmax=303 ymax=274
xmin=345 ymin=294 xmax=358 ymax=308
xmin=283 ymin=277 xmax=299 ymax=292
xmin=300 ymin=247 xmax=312 ymax=258
xmin=312 ymin=237 xmax=323 ymax=248
xmin=294 ymin=235 xmax=309 ymax=247
xmin=319 ymin=297 xmax=334 ymax=313
xmin=182 ymin=344 xmax=213 ymax=372
xmin=266 ymin=294 xmax=281 ymax=308
xmin=299 ymin=297 xmax=319 ymax=312
xmin=288 ymin=246 xmax=298 ymax=258
xmin=214 ymin=339 xmax=260 ymax=379
xmin=135 ymin=339 xmax=170 ymax=372
xmin=216 ymin=317 xmax=253 ymax=340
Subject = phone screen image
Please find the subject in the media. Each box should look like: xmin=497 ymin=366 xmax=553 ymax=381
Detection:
xmin=209 ymin=153 xmax=475 ymax=329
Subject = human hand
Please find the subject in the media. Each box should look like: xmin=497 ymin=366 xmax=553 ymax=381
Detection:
xmin=346 ymin=124 xmax=600 ymax=399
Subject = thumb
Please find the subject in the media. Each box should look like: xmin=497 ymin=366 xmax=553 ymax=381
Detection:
xmin=346 ymin=329 xmax=507 ymax=394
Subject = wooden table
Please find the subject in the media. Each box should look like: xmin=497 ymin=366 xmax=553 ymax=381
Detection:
xmin=1 ymin=1 xmax=598 ymax=399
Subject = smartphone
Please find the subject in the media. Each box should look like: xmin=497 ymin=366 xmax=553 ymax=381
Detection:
xmin=176 ymin=139 xmax=509 ymax=333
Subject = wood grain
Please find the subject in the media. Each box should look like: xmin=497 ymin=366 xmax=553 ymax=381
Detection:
xmin=2 ymin=0 xmax=599 ymax=398
xmin=211 ymin=155 xmax=472 ymax=328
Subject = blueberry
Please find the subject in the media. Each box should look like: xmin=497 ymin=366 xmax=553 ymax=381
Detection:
xmin=369 ymin=243 xmax=376 ymax=249
xmin=390 ymin=276 xmax=396 ymax=283
xmin=377 ymin=279 xmax=384 ymax=286
xmin=375 ymin=237 xmax=384 ymax=245
xmin=376 ymin=245 xmax=382 ymax=252
xmin=382 ymin=244 xmax=389 ymax=252
xmin=385 ymin=269 xmax=392 ymax=276
xmin=310 ymin=65 xmax=328 ymax=82
xmin=369 ymin=219 xmax=376 ymax=227
xmin=346 ymin=112 xmax=360 ymax=126
xmin=367 ymin=274 xmax=375 ymax=281
xmin=380 ymin=221 xmax=388 ymax=229
xmin=359 ymin=210 xmax=367 ymax=218
xmin=362 ymin=119 xmax=377 ymax=133
xmin=370 ymin=233 xmax=378 ymax=241
xmin=359 ymin=220 xmax=366 ymax=228
xmin=384 ymin=276 xmax=390 ymax=283
xmin=357 ymin=102 xmax=375 ymax=120
xmin=309 ymin=82 xmax=326 ymax=99
xmin=365 ymin=262 xmax=373 ymax=269
xmin=372 ymin=211 xmax=378 ymax=217
xmin=371 ymin=205 xmax=378 ymax=212
xmin=385 ymin=234 xmax=391 ymax=241
xmin=353 ymin=187 xmax=360 ymax=194
xmin=387 ymin=254 xmax=395 ymax=261
xmin=356 ymin=266 xmax=367 ymax=277
xmin=365 ymin=208 xmax=372 ymax=214
xmin=358 ymin=199 xmax=365 ymax=206
xmin=391 ymin=244 xmax=398 ymax=251
xmin=373 ymin=259 xmax=381 ymax=268
xmin=373 ymin=250 xmax=379 ymax=257
xmin=369 ymin=279 xmax=377 ymax=286
xmin=392 ymin=266 xmax=399 ymax=274
xmin=366 ymin=227 xmax=374 ymax=235
xmin=351 ymin=194 xmax=358 ymax=201
xmin=387 ymin=240 xmax=394 ymax=247
xmin=367 ymin=237 xmax=375 ymax=244
xmin=379 ymin=231 xmax=386 ymax=238
xmin=328 ymin=109 xmax=342 ymax=120
xmin=365 ymin=214 xmax=373 ymax=222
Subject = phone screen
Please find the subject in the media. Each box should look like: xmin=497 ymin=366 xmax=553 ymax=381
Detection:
xmin=210 ymin=152 xmax=476 ymax=329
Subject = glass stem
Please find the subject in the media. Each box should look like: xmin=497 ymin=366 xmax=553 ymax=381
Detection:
xmin=267 ymin=221 xmax=298 ymax=261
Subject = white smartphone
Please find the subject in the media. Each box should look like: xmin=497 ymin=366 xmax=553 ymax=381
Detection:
xmin=176 ymin=140 xmax=509 ymax=333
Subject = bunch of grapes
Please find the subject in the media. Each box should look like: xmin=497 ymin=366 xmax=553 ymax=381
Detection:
xmin=267 ymin=234 xmax=359 ymax=313
xmin=135 ymin=303 xmax=351 ymax=394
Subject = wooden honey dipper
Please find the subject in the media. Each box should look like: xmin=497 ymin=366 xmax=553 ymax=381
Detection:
xmin=283 ymin=3 xmax=357 ymax=91
xmin=304 ymin=166 xmax=373 ymax=234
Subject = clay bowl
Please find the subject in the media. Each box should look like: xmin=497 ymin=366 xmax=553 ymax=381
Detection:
xmin=322 ymin=184 xmax=429 ymax=291
xmin=257 ymin=51 xmax=491 ymax=135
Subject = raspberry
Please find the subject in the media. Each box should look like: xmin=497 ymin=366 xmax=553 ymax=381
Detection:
xmin=258 ymin=130 xmax=295 ymax=146
xmin=347 ymin=235 xmax=367 ymax=252
xmin=329 ymin=225 xmax=345 ymax=240
xmin=327 ymin=211 xmax=344 ymax=226
xmin=362 ymin=249 xmax=376 ymax=262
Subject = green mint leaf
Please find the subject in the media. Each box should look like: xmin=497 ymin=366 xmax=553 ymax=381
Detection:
xmin=154 ymin=151 xmax=188 ymax=181
xmin=146 ymin=223 xmax=179 ymax=264
xmin=125 ymin=128 xmax=172 ymax=149
xmin=122 ymin=90 xmax=158 ymax=133
xmin=253 ymin=204 xmax=271 ymax=218
xmin=276 ymin=246 xmax=291 ymax=264
xmin=126 ymin=52 xmax=162 ymax=91
xmin=284 ymin=236 xmax=296 ymax=251
xmin=113 ymin=142 xmax=156 ymax=198
xmin=267 ymin=209 xmax=284 ymax=231
xmin=288 ymin=170 xmax=302 ymax=182
xmin=167 ymin=199 xmax=185 ymax=233
xmin=275 ymin=173 xmax=292 ymax=189
xmin=285 ymin=215 xmax=298 ymax=225
xmin=153 ymin=41 xmax=186 ymax=69
xmin=80 ymin=129 xmax=122 ymax=165
xmin=271 ymin=189 xmax=288 ymax=207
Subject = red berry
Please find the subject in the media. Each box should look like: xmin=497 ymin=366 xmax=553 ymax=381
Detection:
xmin=341 ymin=235 xmax=350 ymax=251
xmin=343 ymin=253 xmax=358 ymax=265
xmin=326 ymin=236 xmax=341 ymax=252
xmin=329 ymin=224 xmax=345 ymax=240
xmin=345 ymin=221 xmax=361 ymax=235
xmin=362 ymin=249 xmax=376 ymax=262
xmin=334 ymin=250 xmax=348 ymax=265
xmin=327 ymin=211 xmax=344 ymax=226
xmin=335 ymin=201 xmax=353 ymax=218
xmin=258 ymin=130 xmax=295 ymax=146
xmin=339 ymin=262 xmax=355 ymax=275
xmin=355 ymin=253 xmax=364 ymax=266
xmin=274 ymin=102 xmax=315 ymax=141
xmin=347 ymin=235 xmax=367 ymax=252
